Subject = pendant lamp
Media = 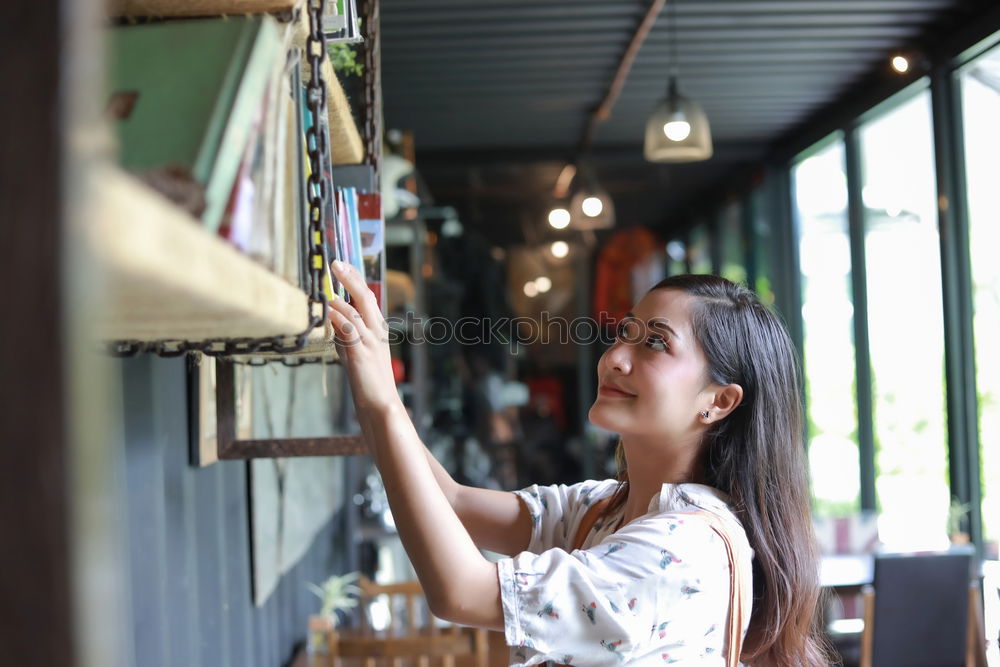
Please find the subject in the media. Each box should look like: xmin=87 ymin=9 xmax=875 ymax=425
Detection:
xmin=569 ymin=164 xmax=615 ymax=230
xmin=643 ymin=0 xmax=712 ymax=163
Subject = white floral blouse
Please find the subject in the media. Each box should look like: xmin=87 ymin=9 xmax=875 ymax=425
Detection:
xmin=496 ymin=479 xmax=753 ymax=666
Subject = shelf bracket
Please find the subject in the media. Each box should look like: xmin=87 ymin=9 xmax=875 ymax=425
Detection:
xmin=215 ymin=359 xmax=366 ymax=459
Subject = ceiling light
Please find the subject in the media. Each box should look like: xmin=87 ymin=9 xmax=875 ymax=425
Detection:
xmin=891 ymin=55 xmax=909 ymax=73
xmin=548 ymin=207 xmax=570 ymax=229
xmin=581 ymin=196 xmax=604 ymax=217
xmin=663 ymin=118 xmax=691 ymax=141
xmin=645 ymin=80 xmax=712 ymax=163
xmin=550 ymin=241 xmax=570 ymax=258
xmin=534 ymin=276 xmax=552 ymax=293
xmin=523 ymin=281 xmax=539 ymax=297
xmin=644 ymin=0 xmax=712 ymax=163
xmin=568 ymin=163 xmax=615 ymax=229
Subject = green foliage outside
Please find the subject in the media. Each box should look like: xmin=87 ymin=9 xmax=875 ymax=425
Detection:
xmin=328 ymin=43 xmax=362 ymax=77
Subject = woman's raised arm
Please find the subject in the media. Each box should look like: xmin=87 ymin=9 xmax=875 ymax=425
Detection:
xmin=327 ymin=260 xmax=530 ymax=627
xmin=423 ymin=447 xmax=532 ymax=555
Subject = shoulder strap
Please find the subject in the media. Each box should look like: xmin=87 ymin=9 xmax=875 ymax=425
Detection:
xmin=693 ymin=511 xmax=750 ymax=667
xmin=570 ymin=496 xmax=612 ymax=552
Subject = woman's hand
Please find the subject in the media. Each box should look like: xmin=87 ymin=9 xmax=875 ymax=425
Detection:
xmin=327 ymin=260 xmax=401 ymax=415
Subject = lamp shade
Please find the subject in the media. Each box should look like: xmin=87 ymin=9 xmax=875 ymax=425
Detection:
xmin=644 ymin=83 xmax=713 ymax=163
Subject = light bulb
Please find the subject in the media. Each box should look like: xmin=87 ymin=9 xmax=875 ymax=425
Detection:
xmin=523 ymin=281 xmax=539 ymax=297
xmin=581 ymin=196 xmax=603 ymax=217
xmin=663 ymin=120 xmax=691 ymax=141
xmin=891 ymin=55 xmax=909 ymax=73
xmin=550 ymin=241 xmax=569 ymax=258
xmin=534 ymin=276 xmax=552 ymax=293
xmin=548 ymin=208 xmax=570 ymax=229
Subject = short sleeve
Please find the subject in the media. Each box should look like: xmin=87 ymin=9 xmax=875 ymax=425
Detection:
xmin=496 ymin=510 xmax=733 ymax=667
xmin=513 ymin=480 xmax=619 ymax=553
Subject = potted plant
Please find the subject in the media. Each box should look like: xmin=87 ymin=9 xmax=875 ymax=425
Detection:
xmin=306 ymin=572 xmax=362 ymax=656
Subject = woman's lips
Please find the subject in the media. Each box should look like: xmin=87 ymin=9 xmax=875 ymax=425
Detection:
xmin=598 ymin=385 xmax=636 ymax=398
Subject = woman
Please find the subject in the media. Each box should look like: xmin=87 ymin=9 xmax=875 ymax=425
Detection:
xmin=327 ymin=261 xmax=829 ymax=666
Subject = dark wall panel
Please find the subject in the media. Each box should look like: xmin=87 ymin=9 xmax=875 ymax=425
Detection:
xmin=223 ymin=460 xmax=254 ymax=667
xmin=121 ymin=356 xmax=351 ymax=667
xmin=123 ymin=356 xmax=169 ymax=667
xmin=194 ymin=462 xmax=226 ymax=667
xmin=157 ymin=357 xmax=200 ymax=667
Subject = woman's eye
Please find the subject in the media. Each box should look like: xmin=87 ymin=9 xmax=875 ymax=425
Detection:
xmin=645 ymin=336 xmax=670 ymax=352
xmin=615 ymin=319 xmax=639 ymax=342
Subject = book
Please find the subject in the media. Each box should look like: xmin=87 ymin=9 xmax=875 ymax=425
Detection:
xmin=107 ymin=15 xmax=284 ymax=232
xmin=323 ymin=0 xmax=362 ymax=44
xmin=341 ymin=186 xmax=365 ymax=275
xmin=357 ymin=192 xmax=384 ymax=311
xmin=292 ymin=60 xmax=310 ymax=293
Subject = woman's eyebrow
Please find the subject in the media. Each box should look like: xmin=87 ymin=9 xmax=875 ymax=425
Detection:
xmin=624 ymin=312 xmax=681 ymax=341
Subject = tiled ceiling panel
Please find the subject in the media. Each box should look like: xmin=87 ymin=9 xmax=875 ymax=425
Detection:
xmin=383 ymin=0 xmax=961 ymax=150
xmin=379 ymin=0 xmax=993 ymax=245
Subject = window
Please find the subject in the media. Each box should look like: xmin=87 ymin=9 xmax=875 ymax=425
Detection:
xmin=749 ymin=189 xmax=777 ymax=308
xmin=857 ymin=91 xmax=949 ymax=551
xmin=792 ymin=137 xmax=861 ymax=517
xmin=719 ymin=202 xmax=747 ymax=285
xmin=687 ymin=222 xmax=712 ymax=274
xmin=666 ymin=238 xmax=687 ymax=276
xmin=960 ymin=44 xmax=1000 ymax=559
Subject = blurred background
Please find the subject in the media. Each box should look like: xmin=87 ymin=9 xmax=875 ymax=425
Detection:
xmin=4 ymin=0 xmax=1000 ymax=666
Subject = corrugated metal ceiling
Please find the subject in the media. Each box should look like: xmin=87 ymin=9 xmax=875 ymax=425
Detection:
xmin=379 ymin=0 xmax=996 ymax=244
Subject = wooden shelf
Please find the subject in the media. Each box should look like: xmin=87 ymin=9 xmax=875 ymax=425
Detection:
xmin=109 ymin=0 xmax=300 ymax=18
xmin=90 ymin=165 xmax=319 ymax=343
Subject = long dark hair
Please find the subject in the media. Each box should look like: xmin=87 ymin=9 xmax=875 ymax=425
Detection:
xmin=607 ymin=274 xmax=830 ymax=666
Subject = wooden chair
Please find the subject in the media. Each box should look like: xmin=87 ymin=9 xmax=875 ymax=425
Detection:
xmin=856 ymin=551 xmax=987 ymax=667
xmin=324 ymin=577 xmax=489 ymax=667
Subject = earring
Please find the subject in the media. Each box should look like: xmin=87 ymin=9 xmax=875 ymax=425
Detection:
xmin=699 ymin=410 xmax=710 ymax=419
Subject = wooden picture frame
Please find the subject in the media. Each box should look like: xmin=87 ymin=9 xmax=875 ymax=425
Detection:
xmin=191 ymin=355 xmax=253 ymax=467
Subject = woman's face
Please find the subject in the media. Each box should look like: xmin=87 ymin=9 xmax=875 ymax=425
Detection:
xmin=588 ymin=289 xmax=715 ymax=443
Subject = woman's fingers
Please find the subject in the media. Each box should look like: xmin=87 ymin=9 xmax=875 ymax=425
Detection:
xmin=325 ymin=264 xmax=401 ymax=413
xmin=326 ymin=295 xmax=364 ymax=346
xmin=330 ymin=261 xmax=384 ymax=333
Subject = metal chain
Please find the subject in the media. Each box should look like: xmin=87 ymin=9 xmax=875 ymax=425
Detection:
xmin=109 ymin=2 xmax=332 ymax=362
xmin=361 ymin=0 xmax=382 ymax=189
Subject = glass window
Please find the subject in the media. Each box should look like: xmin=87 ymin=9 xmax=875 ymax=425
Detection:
xmin=719 ymin=202 xmax=747 ymax=285
xmin=666 ymin=238 xmax=687 ymax=276
xmin=858 ymin=91 xmax=949 ymax=551
xmin=792 ymin=137 xmax=861 ymax=517
xmin=749 ymin=189 xmax=777 ymax=308
xmin=687 ymin=222 xmax=713 ymax=274
xmin=961 ymin=44 xmax=1000 ymax=560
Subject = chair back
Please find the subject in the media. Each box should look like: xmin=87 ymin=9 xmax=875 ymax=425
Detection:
xmin=329 ymin=577 xmax=488 ymax=667
xmin=867 ymin=551 xmax=972 ymax=667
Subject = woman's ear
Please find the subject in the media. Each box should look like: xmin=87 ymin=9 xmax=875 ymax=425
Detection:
xmin=711 ymin=383 xmax=744 ymax=419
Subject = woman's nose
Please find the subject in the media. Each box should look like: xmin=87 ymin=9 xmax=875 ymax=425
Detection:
xmin=604 ymin=343 xmax=631 ymax=374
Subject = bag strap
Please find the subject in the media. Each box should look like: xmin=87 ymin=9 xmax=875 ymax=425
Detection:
xmin=692 ymin=511 xmax=749 ymax=667
xmin=570 ymin=496 xmax=612 ymax=552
